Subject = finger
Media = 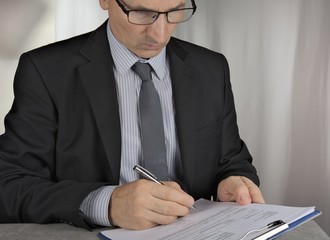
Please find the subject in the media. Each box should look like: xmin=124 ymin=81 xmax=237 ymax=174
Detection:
xmin=250 ymin=188 xmax=265 ymax=203
xmin=144 ymin=208 xmax=178 ymax=226
xmin=163 ymin=181 xmax=183 ymax=191
xmin=148 ymin=196 xmax=191 ymax=217
xmin=218 ymin=176 xmax=251 ymax=204
xmin=241 ymin=177 xmax=265 ymax=204
xmin=150 ymin=182 xmax=195 ymax=209
xmin=162 ymin=181 xmax=189 ymax=196
xmin=127 ymin=182 xmax=189 ymax=227
xmin=233 ymin=181 xmax=252 ymax=205
xmin=109 ymin=180 xmax=171 ymax=229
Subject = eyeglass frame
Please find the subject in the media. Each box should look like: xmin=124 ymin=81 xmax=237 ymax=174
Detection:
xmin=114 ymin=0 xmax=197 ymax=25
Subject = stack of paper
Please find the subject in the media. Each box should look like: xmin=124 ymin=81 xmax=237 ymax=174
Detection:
xmin=98 ymin=199 xmax=321 ymax=240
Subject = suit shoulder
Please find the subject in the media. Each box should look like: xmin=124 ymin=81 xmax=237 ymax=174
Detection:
xmin=23 ymin=21 xmax=108 ymax=62
xmin=168 ymin=37 xmax=229 ymax=70
xmin=169 ymin=37 xmax=226 ymax=61
xmin=23 ymin=33 xmax=89 ymax=60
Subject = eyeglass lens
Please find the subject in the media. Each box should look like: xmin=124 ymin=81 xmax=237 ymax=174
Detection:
xmin=129 ymin=9 xmax=195 ymax=25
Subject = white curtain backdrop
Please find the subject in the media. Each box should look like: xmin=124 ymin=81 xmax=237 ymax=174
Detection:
xmin=56 ymin=0 xmax=330 ymax=234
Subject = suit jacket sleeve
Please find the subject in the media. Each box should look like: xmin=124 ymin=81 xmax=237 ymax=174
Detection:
xmin=216 ymin=55 xmax=259 ymax=185
xmin=0 ymin=53 xmax=104 ymax=229
xmin=167 ymin=38 xmax=259 ymax=199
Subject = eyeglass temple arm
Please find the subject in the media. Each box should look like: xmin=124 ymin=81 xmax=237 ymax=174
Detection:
xmin=191 ymin=0 xmax=197 ymax=12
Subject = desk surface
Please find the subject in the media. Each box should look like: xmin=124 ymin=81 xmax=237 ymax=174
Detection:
xmin=0 ymin=220 xmax=329 ymax=240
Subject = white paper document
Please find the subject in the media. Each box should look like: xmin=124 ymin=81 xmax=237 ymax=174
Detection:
xmin=99 ymin=199 xmax=320 ymax=240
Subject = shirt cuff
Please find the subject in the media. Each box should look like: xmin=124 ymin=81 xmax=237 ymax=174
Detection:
xmin=79 ymin=185 xmax=117 ymax=227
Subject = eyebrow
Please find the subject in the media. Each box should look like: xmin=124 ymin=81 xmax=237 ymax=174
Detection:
xmin=124 ymin=0 xmax=187 ymax=11
xmin=170 ymin=2 xmax=187 ymax=10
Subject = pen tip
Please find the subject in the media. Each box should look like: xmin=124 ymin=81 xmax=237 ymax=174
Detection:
xmin=191 ymin=205 xmax=199 ymax=211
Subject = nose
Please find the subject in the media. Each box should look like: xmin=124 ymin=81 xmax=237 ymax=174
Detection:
xmin=147 ymin=14 xmax=170 ymax=43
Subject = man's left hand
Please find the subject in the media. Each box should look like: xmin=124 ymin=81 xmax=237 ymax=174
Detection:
xmin=217 ymin=176 xmax=265 ymax=205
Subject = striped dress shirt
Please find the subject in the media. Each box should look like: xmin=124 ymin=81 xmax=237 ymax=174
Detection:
xmin=80 ymin=22 xmax=183 ymax=226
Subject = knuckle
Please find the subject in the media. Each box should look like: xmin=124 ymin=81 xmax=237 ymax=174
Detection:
xmin=135 ymin=179 xmax=148 ymax=189
xmin=236 ymin=184 xmax=248 ymax=194
xmin=164 ymin=205 xmax=176 ymax=216
xmin=164 ymin=189 xmax=175 ymax=200
xmin=167 ymin=181 xmax=180 ymax=189
xmin=131 ymin=194 xmax=147 ymax=209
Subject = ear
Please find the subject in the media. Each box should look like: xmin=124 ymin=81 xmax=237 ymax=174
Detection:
xmin=99 ymin=0 xmax=110 ymax=10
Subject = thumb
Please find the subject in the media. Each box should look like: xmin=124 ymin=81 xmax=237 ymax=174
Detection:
xmin=236 ymin=191 xmax=252 ymax=205
xmin=218 ymin=176 xmax=252 ymax=205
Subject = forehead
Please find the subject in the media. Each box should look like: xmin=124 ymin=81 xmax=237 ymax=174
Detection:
xmin=124 ymin=0 xmax=187 ymax=10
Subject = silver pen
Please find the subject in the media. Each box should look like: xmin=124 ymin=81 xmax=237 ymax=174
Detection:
xmin=133 ymin=164 xmax=199 ymax=211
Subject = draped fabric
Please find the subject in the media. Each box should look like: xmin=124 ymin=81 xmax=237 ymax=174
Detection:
xmin=56 ymin=0 xmax=107 ymax=41
xmin=55 ymin=0 xmax=328 ymax=234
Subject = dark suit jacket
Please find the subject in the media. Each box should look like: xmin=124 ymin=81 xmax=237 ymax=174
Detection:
xmin=0 ymin=21 xmax=259 ymax=229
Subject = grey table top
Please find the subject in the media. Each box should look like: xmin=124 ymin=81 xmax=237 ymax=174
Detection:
xmin=0 ymin=220 xmax=329 ymax=240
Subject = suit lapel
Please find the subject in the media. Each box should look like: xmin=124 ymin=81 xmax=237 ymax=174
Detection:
xmin=167 ymin=39 xmax=197 ymax=192
xmin=78 ymin=22 xmax=121 ymax=183
xmin=74 ymin=28 xmax=198 ymax=186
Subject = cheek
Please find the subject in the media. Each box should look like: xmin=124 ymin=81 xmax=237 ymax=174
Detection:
xmin=167 ymin=25 xmax=177 ymax=38
xmin=109 ymin=16 xmax=139 ymax=41
xmin=122 ymin=27 xmax=145 ymax=46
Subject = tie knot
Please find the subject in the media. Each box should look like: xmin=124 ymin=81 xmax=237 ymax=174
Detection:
xmin=132 ymin=62 xmax=152 ymax=82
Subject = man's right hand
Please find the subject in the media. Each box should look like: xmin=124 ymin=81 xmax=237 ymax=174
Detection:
xmin=108 ymin=180 xmax=195 ymax=230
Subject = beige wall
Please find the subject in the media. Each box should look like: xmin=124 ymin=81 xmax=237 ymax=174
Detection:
xmin=0 ymin=0 xmax=56 ymax=133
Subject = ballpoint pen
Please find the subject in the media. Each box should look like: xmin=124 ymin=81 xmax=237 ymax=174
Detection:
xmin=133 ymin=164 xmax=199 ymax=211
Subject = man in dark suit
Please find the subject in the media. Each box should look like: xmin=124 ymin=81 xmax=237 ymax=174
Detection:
xmin=0 ymin=0 xmax=264 ymax=230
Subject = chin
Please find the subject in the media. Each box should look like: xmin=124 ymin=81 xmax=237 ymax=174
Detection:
xmin=135 ymin=47 xmax=163 ymax=59
xmin=146 ymin=51 xmax=162 ymax=58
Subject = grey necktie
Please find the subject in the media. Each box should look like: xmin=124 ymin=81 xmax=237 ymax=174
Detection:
xmin=132 ymin=62 xmax=168 ymax=181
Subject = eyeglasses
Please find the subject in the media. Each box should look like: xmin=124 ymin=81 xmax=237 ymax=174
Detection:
xmin=115 ymin=0 xmax=197 ymax=25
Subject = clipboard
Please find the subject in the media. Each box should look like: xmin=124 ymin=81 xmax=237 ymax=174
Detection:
xmin=268 ymin=209 xmax=322 ymax=239
xmin=239 ymin=220 xmax=289 ymax=240
xmin=241 ymin=209 xmax=322 ymax=240
xmin=98 ymin=199 xmax=322 ymax=240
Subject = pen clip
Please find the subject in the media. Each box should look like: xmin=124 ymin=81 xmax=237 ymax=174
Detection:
xmin=239 ymin=220 xmax=285 ymax=240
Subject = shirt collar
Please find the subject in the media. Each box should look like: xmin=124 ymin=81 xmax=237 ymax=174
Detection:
xmin=106 ymin=21 xmax=167 ymax=80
